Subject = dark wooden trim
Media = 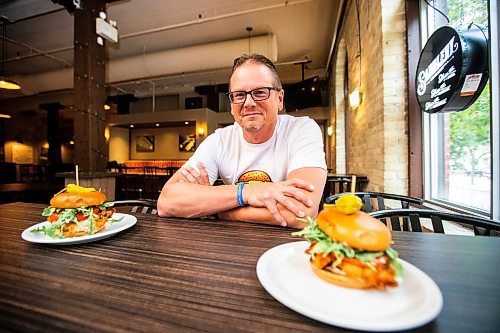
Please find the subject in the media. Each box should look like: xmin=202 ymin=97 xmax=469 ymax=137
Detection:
xmin=406 ymin=0 xmax=423 ymax=198
xmin=344 ymin=52 xmax=350 ymax=172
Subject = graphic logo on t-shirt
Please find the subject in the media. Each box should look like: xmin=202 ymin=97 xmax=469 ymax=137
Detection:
xmin=237 ymin=170 xmax=272 ymax=184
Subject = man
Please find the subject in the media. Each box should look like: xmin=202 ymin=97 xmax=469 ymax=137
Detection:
xmin=157 ymin=54 xmax=327 ymax=228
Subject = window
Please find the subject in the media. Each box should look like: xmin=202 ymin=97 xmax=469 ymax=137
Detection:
xmin=421 ymin=0 xmax=498 ymax=217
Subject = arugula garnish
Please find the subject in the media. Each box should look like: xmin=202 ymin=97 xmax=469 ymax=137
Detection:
xmin=37 ymin=204 xmax=116 ymax=239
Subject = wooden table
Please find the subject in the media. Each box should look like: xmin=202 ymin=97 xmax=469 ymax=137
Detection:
xmin=1 ymin=202 xmax=499 ymax=333
xmin=0 ymin=182 xmax=63 ymax=204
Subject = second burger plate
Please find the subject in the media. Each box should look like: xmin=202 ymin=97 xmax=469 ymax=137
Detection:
xmin=256 ymin=241 xmax=443 ymax=332
xmin=21 ymin=213 xmax=137 ymax=245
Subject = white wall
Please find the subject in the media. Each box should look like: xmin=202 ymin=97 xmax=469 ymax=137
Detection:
xmin=109 ymin=127 xmax=130 ymax=163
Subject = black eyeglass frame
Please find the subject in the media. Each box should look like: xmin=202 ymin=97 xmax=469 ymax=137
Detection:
xmin=226 ymin=87 xmax=280 ymax=104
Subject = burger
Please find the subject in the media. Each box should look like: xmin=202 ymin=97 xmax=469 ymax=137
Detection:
xmin=292 ymin=194 xmax=402 ymax=290
xmin=37 ymin=184 xmax=118 ymax=238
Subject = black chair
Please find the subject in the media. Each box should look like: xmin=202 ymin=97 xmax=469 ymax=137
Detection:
xmin=111 ymin=199 xmax=158 ymax=214
xmin=107 ymin=160 xmax=120 ymax=172
xmin=322 ymin=175 xmax=368 ymax=201
xmin=143 ymin=166 xmax=157 ymax=175
xmin=325 ymin=192 xmax=424 ymax=213
xmin=370 ymin=208 xmax=500 ymax=236
xmin=118 ymin=174 xmax=144 ymax=199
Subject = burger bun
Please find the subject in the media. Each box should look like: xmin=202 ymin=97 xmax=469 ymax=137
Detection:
xmin=317 ymin=207 xmax=391 ymax=251
xmin=50 ymin=191 xmax=107 ymax=209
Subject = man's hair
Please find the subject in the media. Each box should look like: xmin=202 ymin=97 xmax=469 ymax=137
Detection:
xmin=230 ymin=53 xmax=282 ymax=90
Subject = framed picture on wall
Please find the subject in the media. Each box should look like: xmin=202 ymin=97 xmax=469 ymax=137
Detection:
xmin=179 ymin=134 xmax=196 ymax=152
xmin=41 ymin=147 xmax=48 ymax=158
xmin=136 ymin=135 xmax=155 ymax=152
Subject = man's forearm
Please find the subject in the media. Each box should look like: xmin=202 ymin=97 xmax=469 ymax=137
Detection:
xmin=158 ymin=167 xmax=321 ymax=224
xmin=157 ymin=182 xmax=239 ymax=218
xmin=218 ymin=203 xmax=312 ymax=229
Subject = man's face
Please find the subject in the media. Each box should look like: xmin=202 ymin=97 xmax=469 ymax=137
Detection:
xmin=229 ymin=62 xmax=284 ymax=136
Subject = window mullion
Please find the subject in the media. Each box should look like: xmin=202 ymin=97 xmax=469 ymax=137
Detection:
xmin=490 ymin=0 xmax=500 ymax=219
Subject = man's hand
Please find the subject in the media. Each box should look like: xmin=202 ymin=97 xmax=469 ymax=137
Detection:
xmin=179 ymin=162 xmax=210 ymax=185
xmin=243 ymin=178 xmax=315 ymax=226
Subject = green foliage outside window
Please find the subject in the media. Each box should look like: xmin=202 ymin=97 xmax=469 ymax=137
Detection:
xmin=446 ymin=0 xmax=490 ymax=183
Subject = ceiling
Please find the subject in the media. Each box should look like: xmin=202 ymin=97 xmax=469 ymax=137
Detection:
xmin=0 ymin=0 xmax=342 ymax=104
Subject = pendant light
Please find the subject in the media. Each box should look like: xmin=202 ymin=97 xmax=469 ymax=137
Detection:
xmin=0 ymin=17 xmax=21 ymax=90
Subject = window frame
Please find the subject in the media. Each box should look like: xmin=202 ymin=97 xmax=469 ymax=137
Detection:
xmin=418 ymin=0 xmax=499 ymax=218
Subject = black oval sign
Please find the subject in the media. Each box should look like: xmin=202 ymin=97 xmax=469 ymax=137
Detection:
xmin=416 ymin=25 xmax=488 ymax=113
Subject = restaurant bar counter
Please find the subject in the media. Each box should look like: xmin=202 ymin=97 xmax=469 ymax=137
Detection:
xmin=1 ymin=202 xmax=499 ymax=333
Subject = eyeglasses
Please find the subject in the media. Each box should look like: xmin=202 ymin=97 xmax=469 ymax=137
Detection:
xmin=226 ymin=87 xmax=279 ymax=104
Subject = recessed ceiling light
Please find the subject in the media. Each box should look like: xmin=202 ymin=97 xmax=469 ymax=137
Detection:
xmin=156 ymin=123 xmax=160 ymax=127
xmin=184 ymin=121 xmax=189 ymax=125
xmin=130 ymin=124 xmax=134 ymax=128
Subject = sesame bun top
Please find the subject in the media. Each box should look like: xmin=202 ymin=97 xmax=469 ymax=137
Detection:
xmin=50 ymin=191 xmax=107 ymax=209
xmin=317 ymin=207 xmax=392 ymax=251
xmin=237 ymin=170 xmax=272 ymax=183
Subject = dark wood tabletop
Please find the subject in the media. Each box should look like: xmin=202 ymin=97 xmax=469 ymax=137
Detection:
xmin=1 ymin=202 xmax=499 ymax=333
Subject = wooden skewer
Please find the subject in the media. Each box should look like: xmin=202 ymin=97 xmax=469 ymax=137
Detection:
xmin=75 ymin=165 xmax=79 ymax=186
xmin=350 ymin=175 xmax=356 ymax=193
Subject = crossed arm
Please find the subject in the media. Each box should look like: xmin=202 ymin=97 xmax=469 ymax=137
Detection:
xmin=156 ymin=163 xmax=327 ymax=228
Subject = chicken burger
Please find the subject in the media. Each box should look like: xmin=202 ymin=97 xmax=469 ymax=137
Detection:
xmin=293 ymin=195 xmax=402 ymax=289
xmin=37 ymin=184 xmax=118 ymax=238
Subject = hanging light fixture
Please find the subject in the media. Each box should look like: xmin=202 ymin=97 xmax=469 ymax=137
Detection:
xmin=0 ymin=17 xmax=21 ymax=90
xmin=246 ymin=26 xmax=253 ymax=53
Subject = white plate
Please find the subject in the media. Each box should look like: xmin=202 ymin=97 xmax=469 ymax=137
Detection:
xmin=256 ymin=241 xmax=443 ymax=332
xmin=21 ymin=213 xmax=137 ymax=245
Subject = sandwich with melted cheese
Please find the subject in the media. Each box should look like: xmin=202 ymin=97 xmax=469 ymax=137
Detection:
xmin=293 ymin=195 xmax=402 ymax=289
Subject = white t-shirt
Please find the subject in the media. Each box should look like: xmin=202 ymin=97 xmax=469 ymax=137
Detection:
xmin=184 ymin=114 xmax=327 ymax=185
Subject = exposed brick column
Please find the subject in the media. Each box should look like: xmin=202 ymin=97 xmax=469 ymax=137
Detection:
xmin=73 ymin=0 xmax=108 ymax=173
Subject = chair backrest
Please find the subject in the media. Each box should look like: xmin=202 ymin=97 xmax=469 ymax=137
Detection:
xmin=370 ymin=208 xmax=500 ymax=236
xmin=111 ymin=199 xmax=158 ymax=214
xmin=325 ymin=192 xmax=424 ymax=213
xmin=144 ymin=166 xmax=157 ymax=176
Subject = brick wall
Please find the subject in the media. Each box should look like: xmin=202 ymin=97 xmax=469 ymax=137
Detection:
xmin=332 ymin=39 xmax=346 ymax=174
xmin=330 ymin=0 xmax=408 ymax=194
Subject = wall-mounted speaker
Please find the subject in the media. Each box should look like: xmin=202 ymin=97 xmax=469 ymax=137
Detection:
xmin=185 ymin=96 xmax=203 ymax=109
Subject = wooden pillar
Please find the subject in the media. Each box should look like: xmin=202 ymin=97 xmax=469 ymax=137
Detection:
xmin=73 ymin=0 xmax=107 ymax=173
xmin=406 ymin=0 xmax=423 ymax=197
xmin=40 ymin=102 xmax=63 ymax=171
xmin=0 ymin=118 xmax=4 ymax=162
